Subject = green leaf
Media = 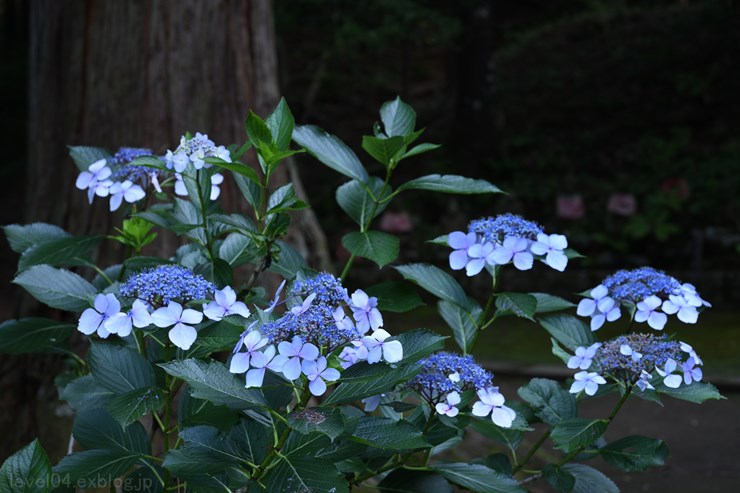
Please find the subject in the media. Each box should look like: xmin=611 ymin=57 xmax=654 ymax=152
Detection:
xmin=351 ymin=417 xmax=428 ymax=449
xmin=495 ymin=293 xmax=537 ymax=321
xmin=18 ymin=236 xmax=102 ymax=272
xmin=266 ymin=98 xmax=296 ymax=151
xmin=160 ymin=359 xmax=267 ymax=409
xmin=531 ymin=293 xmax=576 ymax=313
xmin=269 ymin=240 xmax=308 ymax=279
xmin=654 ymin=381 xmax=724 ymax=403
xmin=3 ymin=223 xmax=70 ymax=254
xmin=88 ymin=342 xmax=156 ymax=394
xmin=127 ymin=155 xmax=167 ymax=170
xmin=542 ymin=464 xmax=575 ymax=492
xmin=72 ymin=408 xmax=149 ymax=454
xmin=468 ymin=418 xmax=523 ymax=450
xmin=218 ymin=233 xmax=257 ymax=267
xmin=394 ymin=263 xmax=471 ymax=310
xmin=551 ymin=418 xmax=607 ymax=452
xmin=342 ymin=231 xmax=399 ymax=268
xmin=293 ymin=125 xmax=369 ymax=182
xmin=365 ymin=281 xmax=424 ymax=313
xmin=432 ymin=463 xmax=526 ymax=493
xmin=232 ymin=172 xmax=261 ymax=210
xmin=322 ymin=361 xmax=422 ymax=405
xmin=265 ymin=183 xmax=307 ymax=215
xmin=246 ymin=111 xmax=274 ymax=150
xmin=211 ymin=213 xmax=257 ymax=235
xmin=178 ymin=392 xmax=240 ymax=431
xmin=538 ymin=315 xmax=594 ymax=351
xmin=0 ymin=440 xmax=52 ymax=493
xmin=485 ymin=454 xmax=513 ymax=475
xmin=59 ymin=375 xmax=113 ymax=410
xmin=380 ymin=97 xmax=416 ymax=137
xmin=193 ymin=258 xmax=233 ymax=288
xmin=378 ymin=469 xmax=452 ymax=493
xmin=229 ymin=419 xmax=271 ymax=464
xmin=0 ymin=318 xmax=74 ymax=354
xmin=265 ymin=456 xmax=349 ymax=493
xmin=551 ymin=337 xmax=573 ymax=365
xmin=336 ymin=177 xmax=391 ymax=226
xmin=54 ymin=449 xmax=139 ymax=486
xmin=561 ymin=464 xmax=619 ymax=493
xmin=177 ymin=425 xmax=248 ymax=465
xmin=397 ymin=174 xmax=502 ymax=195
xmin=362 ymin=135 xmax=405 ymax=166
xmin=107 ymin=387 xmax=164 ymax=427
xmin=206 ymin=158 xmax=260 ymax=183
xmin=402 ymin=142 xmax=441 ymax=159
xmin=68 ymin=146 xmax=112 ymax=171
xmin=288 ymin=408 xmax=345 ymax=441
xmin=601 ymin=435 xmax=670 ymax=472
xmin=13 ymin=265 xmax=96 ymax=312
xmin=395 ymin=329 xmax=447 ymax=363
xmin=438 ymin=300 xmax=480 ymax=354
xmin=162 ymin=448 xmax=235 ymax=484
xmin=517 ymin=378 xmax=576 ymax=426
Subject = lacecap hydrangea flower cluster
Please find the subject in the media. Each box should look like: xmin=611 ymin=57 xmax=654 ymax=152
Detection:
xmin=75 ymin=147 xmax=157 ymax=211
xmin=577 ymin=267 xmax=711 ymax=331
xmin=448 ymin=213 xmax=569 ymax=276
xmin=408 ymin=352 xmax=516 ymax=428
xmin=75 ymin=133 xmax=230 ymax=210
xmin=164 ymin=132 xmax=227 ymax=201
xmin=566 ymin=334 xmax=704 ymax=395
xmin=227 ymin=273 xmax=403 ymax=396
xmin=78 ymin=264 xmax=247 ymax=350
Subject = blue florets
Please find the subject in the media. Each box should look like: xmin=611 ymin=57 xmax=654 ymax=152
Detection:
xmin=109 ymin=147 xmax=159 ymax=183
xmin=120 ymin=264 xmax=216 ymax=305
xmin=409 ymin=352 xmax=493 ymax=401
xmin=178 ymin=133 xmax=217 ymax=156
xmin=597 ymin=333 xmax=681 ymax=378
xmin=261 ymin=273 xmax=360 ymax=348
xmin=469 ymin=213 xmax=543 ymax=242
xmin=290 ymin=272 xmax=349 ymax=306
xmin=602 ymin=267 xmax=682 ymax=303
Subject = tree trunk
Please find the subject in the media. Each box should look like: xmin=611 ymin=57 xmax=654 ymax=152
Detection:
xmin=1 ymin=0 xmax=329 ymax=461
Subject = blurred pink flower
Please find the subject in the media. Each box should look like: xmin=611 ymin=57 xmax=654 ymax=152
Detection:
xmin=661 ymin=178 xmax=690 ymax=201
xmin=607 ymin=193 xmax=637 ymax=216
xmin=379 ymin=211 xmax=413 ymax=233
xmin=556 ymin=195 xmax=585 ymax=220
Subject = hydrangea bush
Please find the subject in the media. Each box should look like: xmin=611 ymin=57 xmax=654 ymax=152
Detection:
xmin=0 ymin=98 xmax=723 ymax=492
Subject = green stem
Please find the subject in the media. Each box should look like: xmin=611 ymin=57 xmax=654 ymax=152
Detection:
xmin=160 ymin=342 xmax=174 ymax=489
xmin=251 ymin=387 xmax=311 ymax=481
xmin=340 ymin=169 xmax=393 ymax=280
xmin=512 ymin=429 xmax=552 ymax=474
xmin=134 ymin=330 xmax=147 ymax=357
xmin=478 ymin=269 xmax=501 ymax=332
xmin=557 ymin=387 xmax=632 ymax=467
xmin=339 ymin=254 xmax=356 ymax=282
xmin=194 ymin=170 xmax=215 ymax=261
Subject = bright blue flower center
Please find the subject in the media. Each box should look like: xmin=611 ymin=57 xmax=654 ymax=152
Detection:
xmin=602 ymin=267 xmax=681 ymax=303
xmin=108 ymin=147 xmax=161 ymax=183
xmin=410 ymin=351 xmax=493 ymax=398
xmin=597 ymin=333 xmax=681 ymax=379
xmin=120 ymin=264 xmax=216 ymax=305
xmin=469 ymin=213 xmax=543 ymax=242
xmin=261 ymin=273 xmax=359 ymax=348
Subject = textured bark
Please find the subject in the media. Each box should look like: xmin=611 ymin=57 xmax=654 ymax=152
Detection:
xmin=1 ymin=0 xmax=329 ymax=461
